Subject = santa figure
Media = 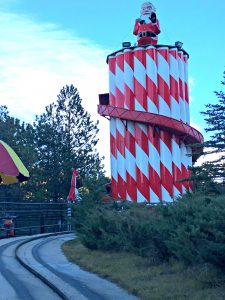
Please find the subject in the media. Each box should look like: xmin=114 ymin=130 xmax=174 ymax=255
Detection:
xmin=133 ymin=2 xmax=160 ymax=46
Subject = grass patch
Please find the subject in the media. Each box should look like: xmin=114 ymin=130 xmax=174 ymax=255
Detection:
xmin=62 ymin=239 xmax=225 ymax=300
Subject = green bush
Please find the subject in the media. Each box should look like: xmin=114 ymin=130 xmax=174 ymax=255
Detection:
xmin=72 ymin=191 xmax=225 ymax=270
xmin=73 ymin=200 xmax=173 ymax=262
xmin=166 ymin=193 xmax=225 ymax=269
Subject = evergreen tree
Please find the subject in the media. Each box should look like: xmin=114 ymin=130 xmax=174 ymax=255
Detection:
xmin=200 ymin=71 xmax=225 ymax=183
xmin=34 ymin=84 xmax=104 ymax=200
xmin=191 ymin=71 xmax=225 ymax=190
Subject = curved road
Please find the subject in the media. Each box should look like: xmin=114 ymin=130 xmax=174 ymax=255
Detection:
xmin=0 ymin=234 xmax=139 ymax=300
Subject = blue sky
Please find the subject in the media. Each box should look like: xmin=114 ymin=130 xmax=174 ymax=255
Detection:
xmin=0 ymin=0 xmax=225 ymax=173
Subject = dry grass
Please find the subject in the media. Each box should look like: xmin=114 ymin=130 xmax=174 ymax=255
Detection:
xmin=62 ymin=239 xmax=225 ymax=300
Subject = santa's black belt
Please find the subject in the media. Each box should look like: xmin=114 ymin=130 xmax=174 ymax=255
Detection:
xmin=138 ymin=31 xmax=156 ymax=38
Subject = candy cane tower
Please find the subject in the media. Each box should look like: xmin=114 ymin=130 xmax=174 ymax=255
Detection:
xmin=98 ymin=2 xmax=203 ymax=203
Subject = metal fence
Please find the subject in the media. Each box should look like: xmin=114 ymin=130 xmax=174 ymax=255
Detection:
xmin=0 ymin=201 xmax=71 ymax=237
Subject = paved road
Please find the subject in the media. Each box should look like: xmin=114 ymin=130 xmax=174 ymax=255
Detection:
xmin=0 ymin=234 xmax=139 ymax=300
xmin=0 ymin=236 xmax=61 ymax=300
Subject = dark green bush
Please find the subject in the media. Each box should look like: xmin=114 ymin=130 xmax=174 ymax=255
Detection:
xmin=73 ymin=200 xmax=173 ymax=262
xmin=72 ymin=190 xmax=225 ymax=270
xmin=166 ymin=193 xmax=225 ymax=269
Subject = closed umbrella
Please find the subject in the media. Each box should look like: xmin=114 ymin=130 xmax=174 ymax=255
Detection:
xmin=0 ymin=140 xmax=29 ymax=184
xmin=67 ymin=168 xmax=79 ymax=202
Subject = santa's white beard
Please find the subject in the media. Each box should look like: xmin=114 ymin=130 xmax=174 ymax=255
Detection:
xmin=140 ymin=14 xmax=152 ymax=24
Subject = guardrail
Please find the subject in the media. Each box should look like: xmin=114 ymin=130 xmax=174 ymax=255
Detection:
xmin=0 ymin=201 xmax=73 ymax=238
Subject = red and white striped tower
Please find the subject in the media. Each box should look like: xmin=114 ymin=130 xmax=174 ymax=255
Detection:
xmin=178 ymin=51 xmax=186 ymax=123
xmin=124 ymin=49 xmax=137 ymax=201
xmin=133 ymin=47 xmax=150 ymax=202
xmin=124 ymin=48 xmax=135 ymax=110
xmin=116 ymin=118 xmax=126 ymax=199
xmin=148 ymin=126 xmax=161 ymax=203
xmin=146 ymin=46 xmax=158 ymax=114
xmin=115 ymin=51 xmax=125 ymax=108
xmin=187 ymin=146 xmax=193 ymax=192
xmin=160 ymin=130 xmax=173 ymax=202
xmin=125 ymin=121 xmax=137 ymax=201
xmin=169 ymin=48 xmax=180 ymax=120
xmin=108 ymin=54 xmax=118 ymax=198
xmin=183 ymin=54 xmax=190 ymax=124
xmin=180 ymin=140 xmax=189 ymax=193
xmin=115 ymin=52 xmax=126 ymax=199
xmin=171 ymin=134 xmax=182 ymax=198
xmin=135 ymin=123 xmax=150 ymax=202
xmin=157 ymin=47 xmax=170 ymax=117
xmin=110 ymin=118 xmax=118 ymax=198
xmin=98 ymin=45 xmax=203 ymax=202
xmin=108 ymin=55 xmax=116 ymax=106
xmin=134 ymin=47 xmax=147 ymax=111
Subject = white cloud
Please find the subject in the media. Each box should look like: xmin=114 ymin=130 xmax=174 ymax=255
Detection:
xmin=0 ymin=11 xmax=111 ymax=174
xmin=195 ymin=147 xmax=224 ymax=167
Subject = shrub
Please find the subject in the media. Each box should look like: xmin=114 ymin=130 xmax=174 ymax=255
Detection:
xmin=72 ymin=190 xmax=225 ymax=270
xmin=166 ymin=193 xmax=225 ymax=269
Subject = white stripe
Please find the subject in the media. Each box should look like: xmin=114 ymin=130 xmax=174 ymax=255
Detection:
xmin=135 ymin=98 xmax=145 ymax=111
xmin=173 ymin=186 xmax=181 ymax=199
xmin=115 ymin=64 xmax=124 ymax=94
xmin=183 ymin=56 xmax=188 ymax=84
xmin=178 ymin=54 xmax=184 ymax=81
xmin=109 ymin=71 xmax=115 ymax=96
xmin=146 ymin=54 xmax=157 ymax=86
xmin=187 ymin=146 xmax=193 ymax=167
xmin=158 ymin=95 xmax=170 ymax=117
xmin=137 ymin=189 xmax=147 ymax=203
xmin=124 ymin=61 xmax=134 ymax=92
xmin=147 ymin=98 xmax=158 ymax=114
xmin=110 ymin=118 xmax=116 ymax=138
xmin=171 ymin=96 xmax=180 ymax=120
xmin=169 ymin=54 xmax=179 ymax=81
xmin=127 ymin=121 xmax=135 ymax=137
xmin=110 ymin=154 xmax=117 ymax=180
xmin=126 ymin=193 xmax=133 ymax=201
xmin=185 ymin=101 xmax=190 ymax=125
xmin=137 ymin=123 xmax=148 ymax=135
xmin=136 ymin=144 xmax=149 ymax=178
xmin=171 ymin=139 xmax=181 ymax=169
xmin=161 ymin=186 xmax=173 ymax=202
xmin=117 ymin=151 xmax=126 ymax=180
xmin=116 ymin=119 xmax=125 ymax=137
xmin=157 ymin=52 xmax=170 ymax=86
xmin=182 ymin=185 xmax=186 ymax=194
xmin=134 ymin=56 xmax=146 ymax=88
xmin=160 ymin=140 xmax=172 ymax=174
xmin=180 ymin=142 xmax=188 ymax=168
xmin=125 ymin=149 xmax=136 ymax=179
xmin=150 ymin=189 xmax=160 ymax=203
xmin=180 ymin=98 xmax=186 ymax=123
xmin=148 ymin=142 xmax=160 ymax=175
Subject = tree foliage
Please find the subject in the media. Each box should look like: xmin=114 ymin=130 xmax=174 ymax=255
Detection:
xmin=0 ymin=84 xmax=105 ymax=201
xmin=33 ymin=84 xmax=104 ymax=200
xmin=191 ymin=71 xmax=225 ymax=189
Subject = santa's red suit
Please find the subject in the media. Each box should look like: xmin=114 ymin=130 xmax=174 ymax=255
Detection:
xmin=133 ymin=19 xmax=160 ymax=46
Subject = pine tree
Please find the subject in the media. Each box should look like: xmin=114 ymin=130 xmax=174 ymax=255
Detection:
xmin=200 ymin=71 xmax=225 ymax=183
xmin=34 ymin=84 xmax=104 ymax=200
xmin=191 ymin=71 xmax=225 ymax=190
